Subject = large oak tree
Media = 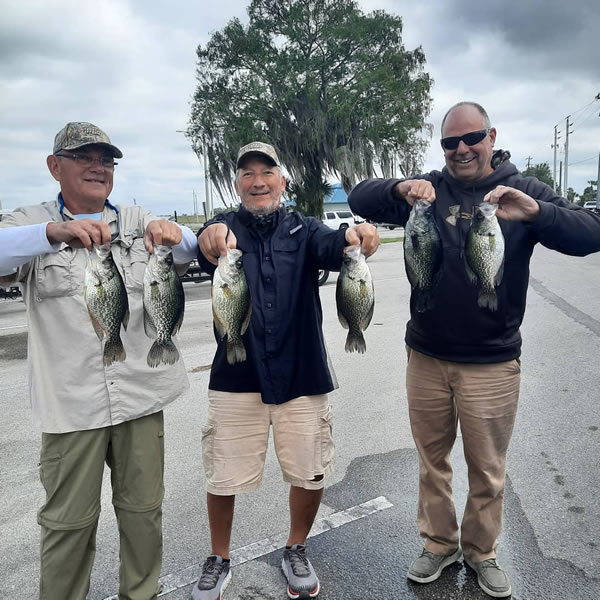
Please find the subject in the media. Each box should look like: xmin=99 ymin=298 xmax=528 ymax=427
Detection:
xmin=188 ymin=0 xmax=433 ymax=216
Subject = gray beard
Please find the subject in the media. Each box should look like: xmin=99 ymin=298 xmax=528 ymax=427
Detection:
xmin=243 ymin=200 xmax=281 ymax=217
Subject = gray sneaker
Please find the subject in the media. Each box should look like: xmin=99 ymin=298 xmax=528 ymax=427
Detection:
xmin=190 ymin=555 xmax=231 ymax=600
xmin=407 ymin=547 xmax=462 ymax=583
xmin=465 ymin=557 xmax=512 ymax=598
xmin=281 ymin=544 xmax=320 ymax=599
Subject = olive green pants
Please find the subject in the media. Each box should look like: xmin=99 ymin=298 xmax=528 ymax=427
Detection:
xmin=37 ymin=412 xmax=165 ymax=600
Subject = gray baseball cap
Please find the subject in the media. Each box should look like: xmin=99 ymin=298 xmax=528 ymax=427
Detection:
xmin=236 ymin=141 xmax=280 ymax=168
xmin=53 ymin=122 xmax=123 ymax=158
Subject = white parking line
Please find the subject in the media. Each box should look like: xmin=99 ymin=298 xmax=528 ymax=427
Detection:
xmin=103 ymin=495 xmax=393 ymax=599
xmin=0 ymin=324 xmax=28 ymax=331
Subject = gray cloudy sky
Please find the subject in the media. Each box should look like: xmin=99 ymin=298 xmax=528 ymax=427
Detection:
xmin=1 ymin=0 xmax=598 ymax=216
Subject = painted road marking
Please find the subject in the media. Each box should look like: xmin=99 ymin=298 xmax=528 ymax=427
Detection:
xmin=103 ymin=495 xmax=393 ymax=599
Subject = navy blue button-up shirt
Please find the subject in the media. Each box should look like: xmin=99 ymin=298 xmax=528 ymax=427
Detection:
xmin=197 ymin=207 xmax=347 ymax=404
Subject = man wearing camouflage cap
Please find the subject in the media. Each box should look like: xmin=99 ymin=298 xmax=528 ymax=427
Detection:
xmin=0 ymin=122 xmax=199 ymax=600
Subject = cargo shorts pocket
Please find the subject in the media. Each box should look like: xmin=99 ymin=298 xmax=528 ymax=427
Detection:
xmin=38 ymin=453 xmax=62 ymax=494
xmin=201 ymin=423 xmax=215 ymax=480
xmin=318 ymin=406 xmax=334 ymax=474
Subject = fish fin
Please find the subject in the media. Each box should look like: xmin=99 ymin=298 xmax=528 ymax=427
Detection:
xmin=122 ymin=308 xmax=130 ymax=331
xmin=103 ymin=336 xmax=126 ymax=365
xmin=240 ymin=301 xmax=252 ymax=335
xmin=147 ymin=339 xmax=180 ymax=368
xmin=495 ymin=260 xmax=505 ymax=287
xmin=345 ymin=329 xmax=366 ymax=354
xmin=88 ymin=312 xmax=105 ymax=340
xmin=226 ymin=338 xmax=247 ymax=364
xmin=414 ymin=290 xmax=434 ymax=313
xmin=172 ymin=279 xmax=186 ymax=335
xmin=404 ymin=256 xmax=418 ymax=289
xmin=410 ymin=233 xmax=420 ymax=250
xmin=360 ymin=298 xmax=375 ymax=330
xmin=212 ymin=307 xmax=227 ymax=340
xmin=143 ymin=306 xmax=157 ymax=339
xmin=337 ymin=310 xmax=350 ymax=330
xmin=464 ymin=257 xmax=478 ymax=285
xmin=478 ymin=289 xmax=498 ymax=311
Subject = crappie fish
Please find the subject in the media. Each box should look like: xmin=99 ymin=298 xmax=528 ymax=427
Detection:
xmin=465 ymin=202 xmax=505 ymax=311
xmin=212 ymin=248 xmax=251 ymax=365
xmin=84 ymin=243 xmax=129 ymax=366
xmin=403 ymin=198 xmax=443 ymax=312
xmin=143 ymin=244 xmax=185 ymax=368
xmin=336 ymin=245 xmax=374 ymax=353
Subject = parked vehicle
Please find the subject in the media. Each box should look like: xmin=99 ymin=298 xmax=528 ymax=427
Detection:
xmin=583 ymin=201 xmax=598 ymax=210
xmin=322 ymin=210 xmax=360 ymax=230
xmin=179 ymin=258 xmax=211 ymax=284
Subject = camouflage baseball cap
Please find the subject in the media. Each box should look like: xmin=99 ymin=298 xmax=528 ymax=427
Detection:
xmin=236 ymin=141 xmax=280 ymax=168
xmin=53 ymin=122 xmax=123 ymax=158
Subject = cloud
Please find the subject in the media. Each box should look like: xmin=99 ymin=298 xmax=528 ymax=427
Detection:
xmin=0 ymin=0 xmax=598 ymax=216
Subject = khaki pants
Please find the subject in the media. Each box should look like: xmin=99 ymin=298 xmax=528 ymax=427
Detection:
xmin=406 ymin=348 xmax=520 ymax=562
xmin=37 ymin=412 xmax=165 ymax=600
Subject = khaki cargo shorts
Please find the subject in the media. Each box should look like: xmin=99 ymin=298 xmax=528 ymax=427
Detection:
xmin=202 ymin=391 xmax=334 ymax=495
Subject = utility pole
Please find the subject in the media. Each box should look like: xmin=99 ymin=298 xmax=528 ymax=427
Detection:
xmin=559 ymin=160 xmax=563 ymax=195
xmin=551 ymin=126 xmax=559 ymax=192
xmin=596 ymin=153 xmax=600 ymax=206
xmin=526 ymin=156 xmax=532 ymax=169
xmin=564 ymin=116 xmax=570 ymax=199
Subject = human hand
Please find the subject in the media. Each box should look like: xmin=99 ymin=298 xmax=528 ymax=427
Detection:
xmin=393 ymin=179 xmax=436 ymax=206
xmin=144 ymin=220 xmax=183 ymax=253
xmin=483 ymin=185 xmax=540 ymax=221
xmin=345 ymin=223 xmax=380 ymax=258
xmin=46 ymin=220 xmax=112 ymax=250
xmin=198 ymin=223 xmax=238 ymax=265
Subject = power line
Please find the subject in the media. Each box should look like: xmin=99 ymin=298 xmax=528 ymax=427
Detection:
xmin=568 ymin=155 xmax=598 ymax=167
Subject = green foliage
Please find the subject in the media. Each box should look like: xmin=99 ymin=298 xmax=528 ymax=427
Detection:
xmin=567 ymin=187 xmax=577 ymax=203
xmin=187 ymin=0 xmax=432 ymax=216
xmin=521 ymin=162 xmax=555 ymax=189
xmin=578 ymin=180 xmax=598 ymax=205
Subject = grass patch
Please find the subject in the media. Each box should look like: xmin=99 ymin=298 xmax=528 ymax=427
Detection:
xmin=380 ymin=236 xmax=403 ymax=244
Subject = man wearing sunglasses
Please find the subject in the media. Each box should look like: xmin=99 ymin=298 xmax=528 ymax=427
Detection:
xmin=348 ymin=102 xmax=600 ymax=598
xmin=0 ymin=122 xmax=198 ymax=600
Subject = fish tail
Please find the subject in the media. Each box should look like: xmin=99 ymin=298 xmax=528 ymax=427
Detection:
xmin=226 ymin=337 xmax=247 ymax=365
xmin=147 ymin=339 xmax=180 ymax=368
xmin=345 ymin=329 xmax=366 ymax=354
xmin=478 ymin=288 xmax=498 ymax=311
xmin=103 ymin=336 xmax=126 ymax=366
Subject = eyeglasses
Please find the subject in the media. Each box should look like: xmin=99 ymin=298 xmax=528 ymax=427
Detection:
xmin=55 ymin=153 xmax=118 ymax=170
xmin=440 ymin=129 xmax=489 ymax=151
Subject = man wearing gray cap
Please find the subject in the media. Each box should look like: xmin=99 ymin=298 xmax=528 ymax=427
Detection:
xmin=0 ymin=122 xmax=198 ymax=600
xmin=190 ymin=141 xmax=379 ymax=600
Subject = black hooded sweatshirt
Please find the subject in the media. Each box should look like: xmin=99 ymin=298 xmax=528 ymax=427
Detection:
xmin=348 ymin=157 xmax=600 ymax=363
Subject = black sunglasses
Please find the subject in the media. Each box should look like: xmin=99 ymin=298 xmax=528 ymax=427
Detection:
xmin=440 ymin=128 xmax=489 ymax=151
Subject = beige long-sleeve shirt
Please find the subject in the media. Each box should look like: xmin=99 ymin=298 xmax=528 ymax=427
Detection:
xmin=0 ymin=198 xmax=191 ymax=433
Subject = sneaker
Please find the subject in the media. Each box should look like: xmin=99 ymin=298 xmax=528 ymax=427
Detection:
xmin=407 ymin=547 xmax=462 ymax=583
xmin=465 ymin=557 xmax=512 ymax=598
xmin=281 ymin=544 xmax=320 ymax=599
xmin=190 ymin=555 xmax=231 ymax=600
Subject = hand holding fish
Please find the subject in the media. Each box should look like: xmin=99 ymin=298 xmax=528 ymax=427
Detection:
xmin=46 ymin=219 xmax=111 ymax=249
xmin=144 ymin=220 xmax=182 ymax=253
xmin=393 ymin=179 xmax=436 ymax=206
xmin=198 ymin=223 xmax=238 ymax=265
xmin=344 ymin=223 xmax=379 ymax=258
xmin=483 ymin=185 xmax=540 ymax=221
